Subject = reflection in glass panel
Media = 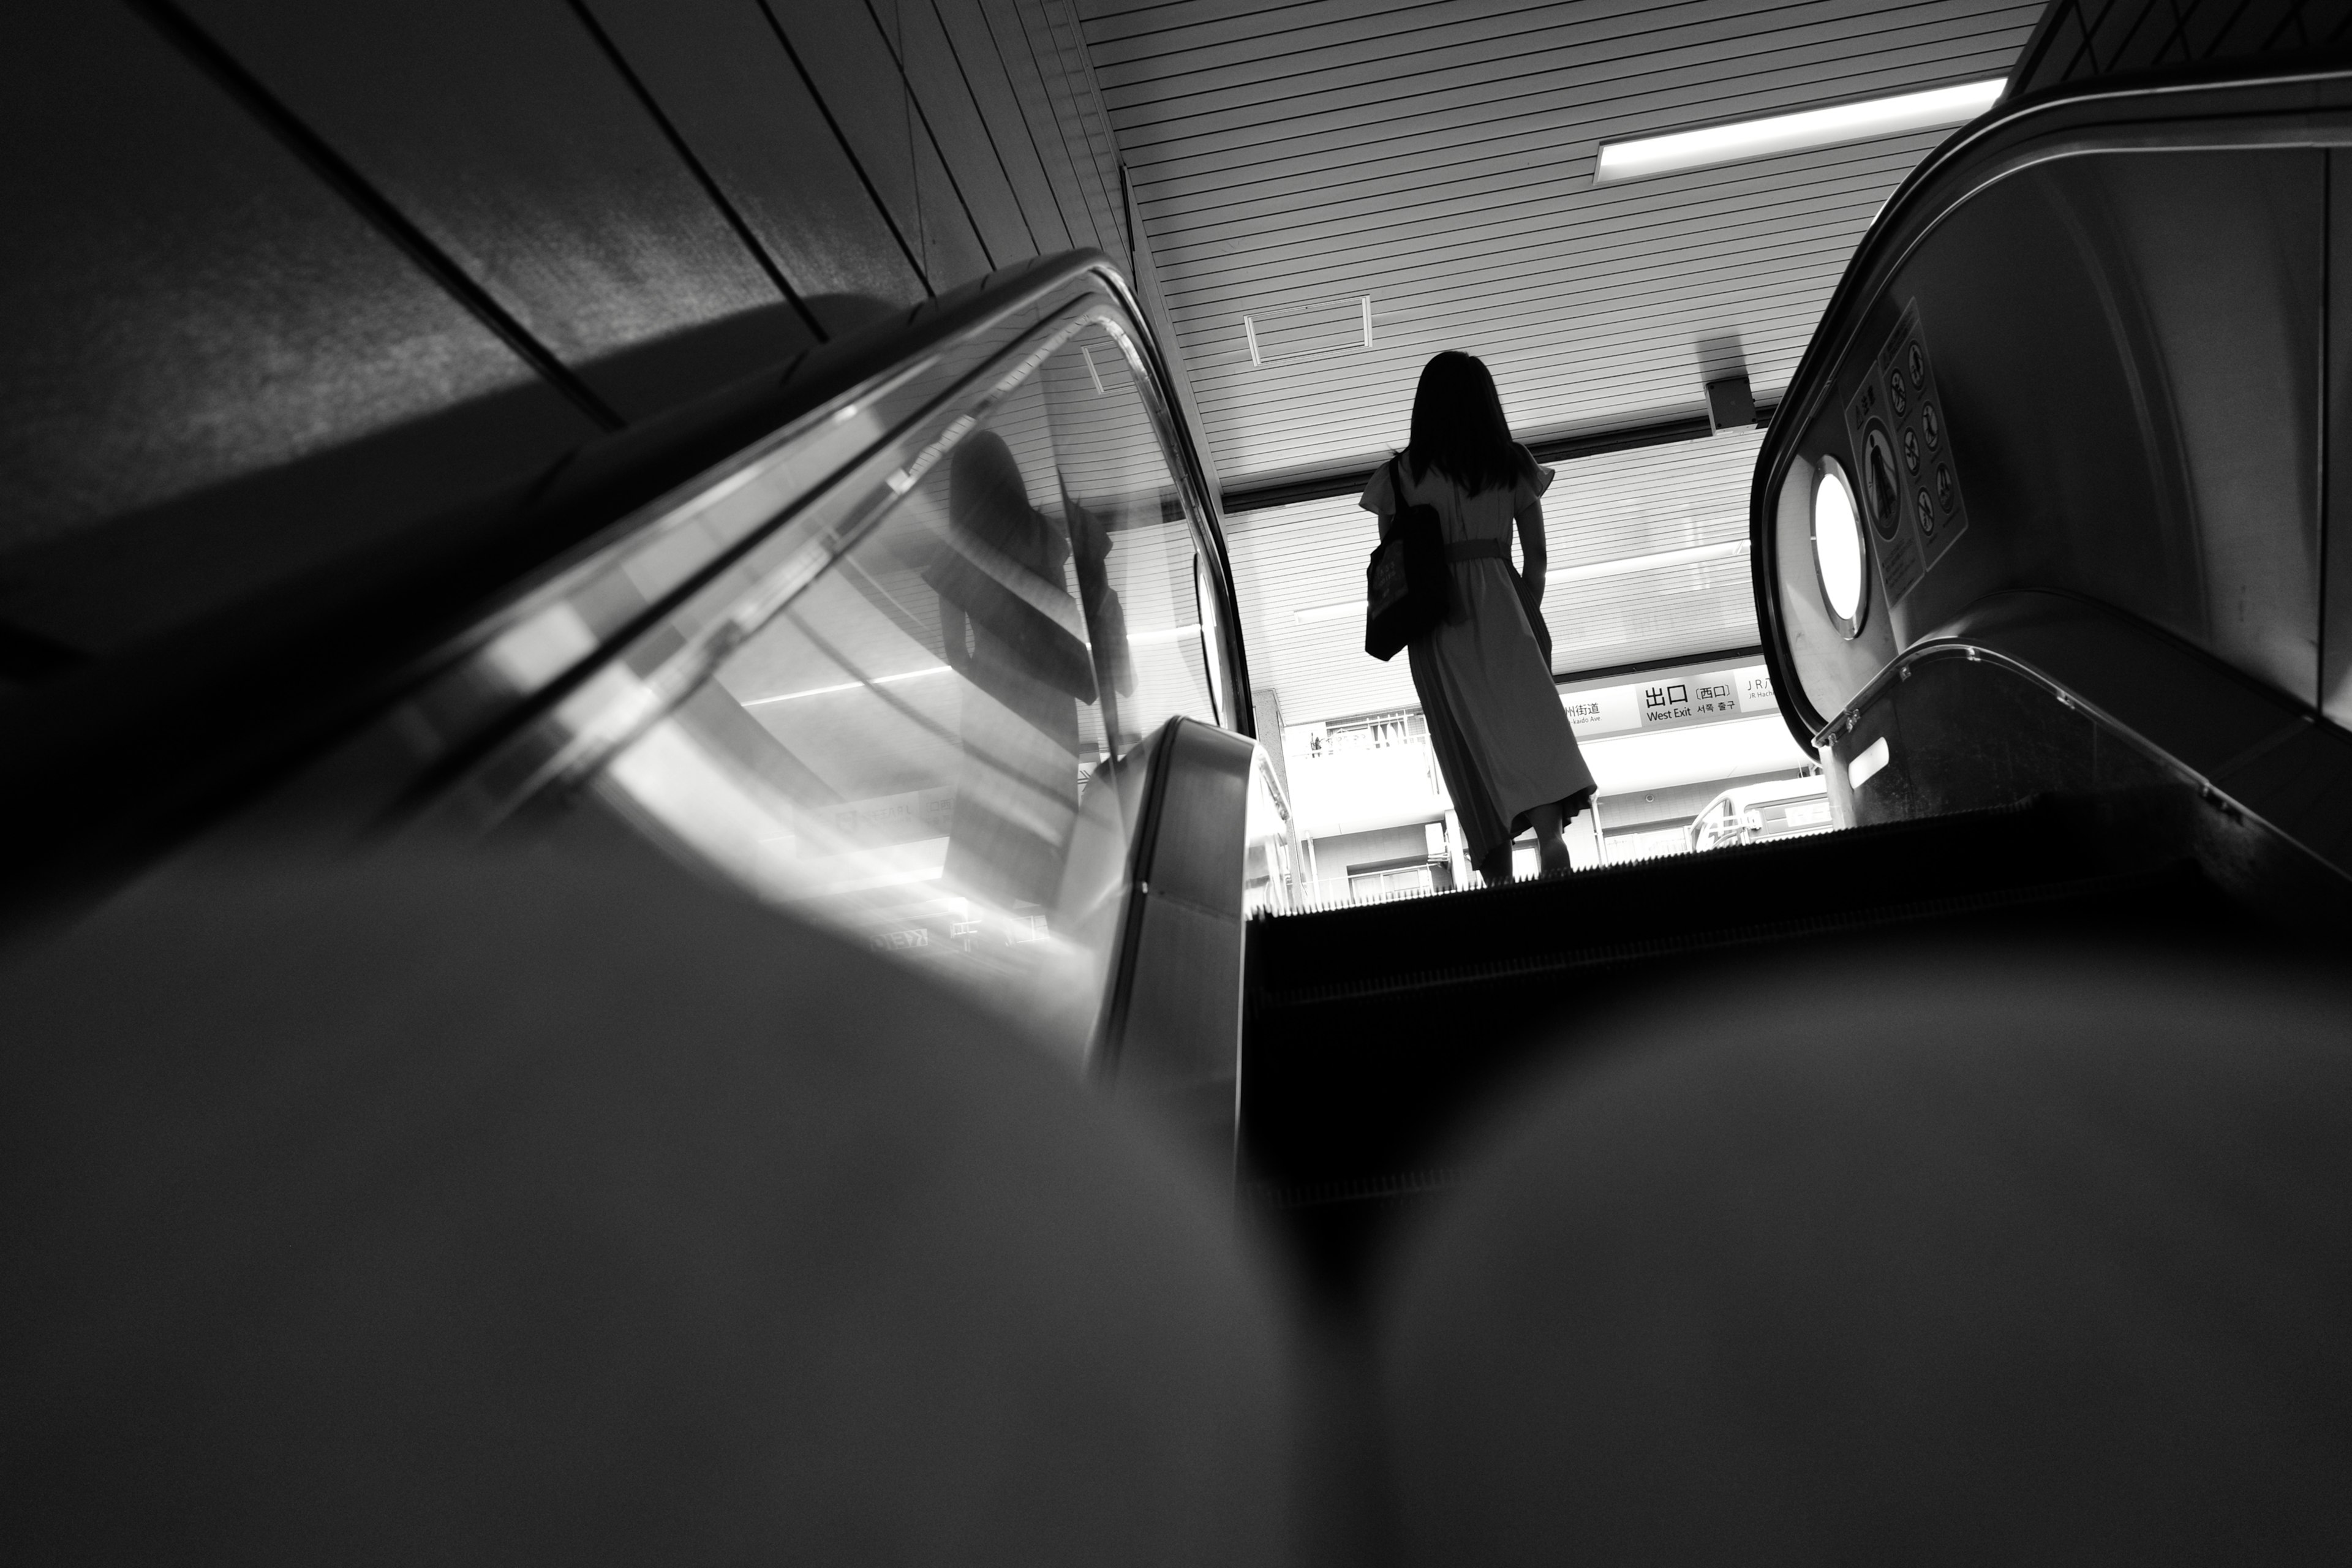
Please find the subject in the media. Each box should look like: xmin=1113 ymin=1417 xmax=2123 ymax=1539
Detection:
xmin=1042 ymin=325 xmax=1219 ymax=750
xmin=1243 ymin=747 xmax=1303 ymax=919
xmin=589 ymin=317 xmax=1226 ymax=1065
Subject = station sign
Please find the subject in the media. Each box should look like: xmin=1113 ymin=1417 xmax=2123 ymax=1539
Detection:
xmin=1560 ymin=662 xmax=1778 ymax=738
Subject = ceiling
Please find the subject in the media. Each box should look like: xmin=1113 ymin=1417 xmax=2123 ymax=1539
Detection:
xmin=1079 ymin=0 xmax=2048 ymax=725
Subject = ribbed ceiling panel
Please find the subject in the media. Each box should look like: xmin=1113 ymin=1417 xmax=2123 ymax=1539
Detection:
xmin=1084 ymin=0 xmax=2043 ymax=490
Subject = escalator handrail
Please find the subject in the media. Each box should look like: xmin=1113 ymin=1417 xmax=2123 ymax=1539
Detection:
xmin=358 ymin=249 xmax=1249 ymax=829
xmin=1817 ymin=589 xmax=2352 ymax=883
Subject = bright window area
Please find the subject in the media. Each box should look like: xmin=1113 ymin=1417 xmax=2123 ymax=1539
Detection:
xmin=1274 ymin=657 xmax=1833 ymax=907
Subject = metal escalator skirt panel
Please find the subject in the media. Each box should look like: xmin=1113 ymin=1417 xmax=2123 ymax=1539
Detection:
xmin=1099 ymin=718 xmax=1260 ymax=1158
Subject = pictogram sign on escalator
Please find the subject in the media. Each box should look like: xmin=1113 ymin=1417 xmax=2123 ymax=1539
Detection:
xmin=1840 ymin=301 xmax=1970 ymax=606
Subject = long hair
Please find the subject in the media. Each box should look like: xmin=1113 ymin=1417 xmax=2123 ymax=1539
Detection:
xmin=1406 ymin=351 xmax=1528 ymax=496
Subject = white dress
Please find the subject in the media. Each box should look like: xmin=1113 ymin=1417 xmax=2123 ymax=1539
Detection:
xmin=1360 ymin=452 xmax=1594 ymax=868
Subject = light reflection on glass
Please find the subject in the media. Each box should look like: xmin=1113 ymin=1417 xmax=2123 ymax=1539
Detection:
xmin=590 ymin=320 xmax=1232 ymax=1065
xmin=1244 ymin=748 xmax=1302 ymax=919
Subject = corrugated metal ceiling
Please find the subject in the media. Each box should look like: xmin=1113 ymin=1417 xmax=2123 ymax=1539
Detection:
xmin=1077 ymin=0 xmax=2047 ymax=725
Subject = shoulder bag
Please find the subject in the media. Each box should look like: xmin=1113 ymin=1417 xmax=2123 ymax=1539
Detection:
xmin=1364 ymin=457 xmax=1447 ymax=661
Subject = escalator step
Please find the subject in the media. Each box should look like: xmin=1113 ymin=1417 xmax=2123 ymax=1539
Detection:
xmin=1251 ymin=797 xmax=2108 ymax=996
xmin=1254 ymin=865 xmax=2184 ymax=1011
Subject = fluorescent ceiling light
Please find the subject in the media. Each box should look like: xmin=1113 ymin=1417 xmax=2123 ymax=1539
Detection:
xmin=1594 ymin=78 xmax=2005 ymax=184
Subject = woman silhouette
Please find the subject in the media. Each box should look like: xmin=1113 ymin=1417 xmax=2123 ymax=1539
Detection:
xmin=1361 ymin=352 xmax=1595 ymax=883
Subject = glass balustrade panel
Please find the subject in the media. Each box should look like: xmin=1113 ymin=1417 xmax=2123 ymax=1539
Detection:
xmin=589 ymin=318 xmax=1224 ymax=1065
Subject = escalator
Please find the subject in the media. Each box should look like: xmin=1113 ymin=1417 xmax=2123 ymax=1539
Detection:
xmin=9 ymin=15 xmax=2352 ymax=1558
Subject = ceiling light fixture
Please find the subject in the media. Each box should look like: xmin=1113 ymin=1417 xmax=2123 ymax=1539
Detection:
xmin=1593 ymin=78 xmax=2005 ymax=185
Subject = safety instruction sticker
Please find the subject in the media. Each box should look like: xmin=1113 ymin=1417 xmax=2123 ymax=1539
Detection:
xmin=1841 ymin=301 xmax=1969 ymax=606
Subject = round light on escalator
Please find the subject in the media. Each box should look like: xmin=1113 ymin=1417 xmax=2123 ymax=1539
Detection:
xmin=1812 ymin=456 xmax=1866 ymax=635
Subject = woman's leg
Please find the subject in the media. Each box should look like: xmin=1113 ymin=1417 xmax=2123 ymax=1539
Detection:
xmin=1529 ymin=788 xmax=1596 ymax=875
xmin=1526 ymin=801 xmax=1571 ymax=876
xmin=1488 ymin=788 xmax=1594 ymax=884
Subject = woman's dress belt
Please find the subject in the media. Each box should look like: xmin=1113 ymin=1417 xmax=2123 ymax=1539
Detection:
xmin=1445 ymin=540 xmax=1507 ymax=564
